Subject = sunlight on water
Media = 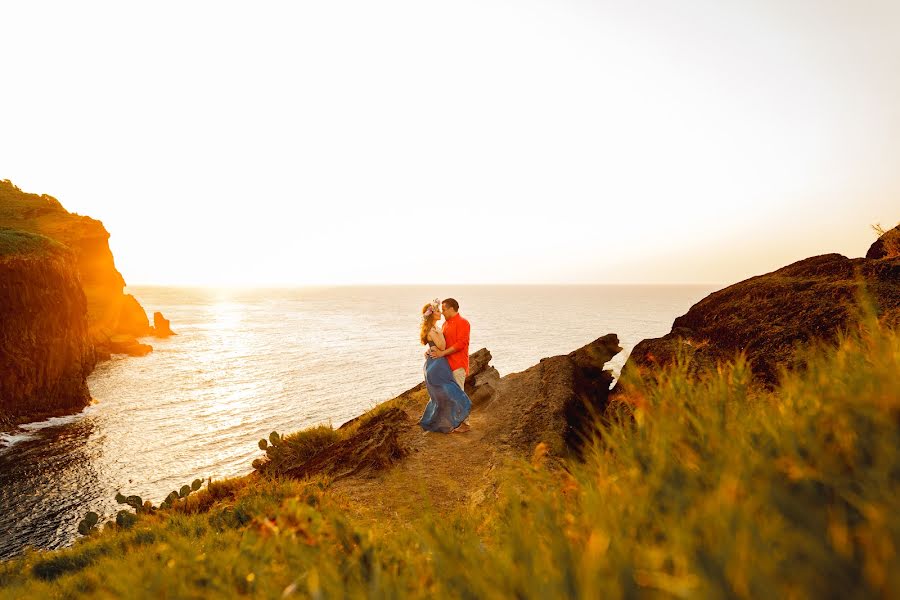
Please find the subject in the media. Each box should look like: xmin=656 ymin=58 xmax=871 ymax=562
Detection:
xmin=0 ymin=284 xmax=718 ymax=558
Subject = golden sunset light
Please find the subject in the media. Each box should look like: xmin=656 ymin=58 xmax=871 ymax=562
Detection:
xmin=3 ymin=1 xmax=898 ymax=286
xmin=2 ymin=2 xmax=899 ymax=597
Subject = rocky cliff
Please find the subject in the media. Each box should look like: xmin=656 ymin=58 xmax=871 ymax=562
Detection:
xmin=618 ymin=237 xmax=900 ymax=390
xmin=0 ymin=180 xmax=167 ymax=424
xmin=0 ymin=230 xmax=96 ymax=426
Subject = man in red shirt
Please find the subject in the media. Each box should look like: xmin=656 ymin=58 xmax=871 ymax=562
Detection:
xmin=427 ymin=298 xmax=471 ymax=430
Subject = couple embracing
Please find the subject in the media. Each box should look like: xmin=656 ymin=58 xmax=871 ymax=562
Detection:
xmin=418 ymin=298 xmax=472 ymax=433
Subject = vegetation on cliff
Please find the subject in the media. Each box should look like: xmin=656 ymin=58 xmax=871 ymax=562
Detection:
xmin=0 ymin=228 xmax=67 ymax=257
xmin=1 ymin=297 xmax=897 ymax=598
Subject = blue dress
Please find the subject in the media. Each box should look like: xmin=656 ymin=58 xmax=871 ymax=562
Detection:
xmin=419 ymin=340 xmax=472 ymax=432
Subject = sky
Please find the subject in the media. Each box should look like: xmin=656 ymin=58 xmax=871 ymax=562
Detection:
xmin=2 ymin=0 xmax=898 ymax=286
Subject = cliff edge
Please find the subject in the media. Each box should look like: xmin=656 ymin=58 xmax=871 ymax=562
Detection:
xmin=0 ymin=180 xmax=165 ymax=424
xmin=0 ymin=229 xmax=96 ymax=425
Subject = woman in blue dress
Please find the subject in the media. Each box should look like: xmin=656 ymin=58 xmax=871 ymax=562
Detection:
xmin=418 ymin=299 xmax=472 ymax=433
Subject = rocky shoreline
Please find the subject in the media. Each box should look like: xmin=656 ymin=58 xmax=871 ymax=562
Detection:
xmin=0 ymin=180 xmax=173 ymax=426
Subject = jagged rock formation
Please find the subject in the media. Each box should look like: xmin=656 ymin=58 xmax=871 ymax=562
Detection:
xmin=0 ymin=180 xmax=166 ymax=423
xmin=0 ymin=229 xmax=95 ymax=425
xmin=618 ymin=252 xmax=900 ymax=390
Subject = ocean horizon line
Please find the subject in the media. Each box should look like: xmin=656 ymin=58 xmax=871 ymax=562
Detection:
xmin=125 ymin=281 xmax=727 ymax=289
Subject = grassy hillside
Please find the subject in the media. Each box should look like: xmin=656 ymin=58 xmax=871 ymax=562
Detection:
xmin=1 ymin=299 xmax=897 ymax=598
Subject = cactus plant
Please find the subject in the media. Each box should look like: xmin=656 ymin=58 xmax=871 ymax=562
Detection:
xmin=269 ymin=431 xmax=281 ymax=446
xmin=116 ymin=510 xmax=137 ymax=529
xmin=191 ymin=478 xmax=202 ymax=491
xmin=77 ymin=511 xmax=100 ymax=536
xmin=258 ymin=438 xmax=268 ymax=450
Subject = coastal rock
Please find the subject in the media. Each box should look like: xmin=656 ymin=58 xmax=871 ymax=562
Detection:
xmin=152 ymin=311 xmax=175 ymax=337
xmin=0 ymin=229 xmax=95 ymax=425
xmin=105 ymin=334 xmax=153 ymax=357
xmin=464 ymin=348 xmax=500 ymax=406
xmin=503 ymin=333 xmax=621 ymax=456
xmin=0 ymin=180 xmax=161 ymax=422
xmin=115 ymin=294 xmax=151 ymax=337
xmin=0 ymin=180 xmax=157 ymax=345
xmin=866 ymin=223 xmax=900 ymax=259
xmin=617 ymin=252 xmax=900 ymax=390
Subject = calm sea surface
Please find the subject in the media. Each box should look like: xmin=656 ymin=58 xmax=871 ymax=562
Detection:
xmin=0 ymin=284 xmax=719 ymax=558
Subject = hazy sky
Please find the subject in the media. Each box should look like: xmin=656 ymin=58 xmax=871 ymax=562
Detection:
xmin=2 ymin=0 xmax=898 ymax=285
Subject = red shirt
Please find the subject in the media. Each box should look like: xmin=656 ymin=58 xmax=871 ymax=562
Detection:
xmin=442 ymin=314 xmax=471 ymax=374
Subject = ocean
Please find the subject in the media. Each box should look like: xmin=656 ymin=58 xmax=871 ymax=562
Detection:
xmin=0 ymin=284 xmax=719 ymax=558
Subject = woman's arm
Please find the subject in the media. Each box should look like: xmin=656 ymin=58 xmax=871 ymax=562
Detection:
xmin=428 ymin=327 xmax=446 ymax=350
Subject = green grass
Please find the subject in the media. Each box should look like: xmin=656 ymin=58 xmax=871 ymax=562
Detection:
xmin=1 ymin=300 xmax=898 ymax=598
xmin=0 ymin=228 xmax=67 ymax=258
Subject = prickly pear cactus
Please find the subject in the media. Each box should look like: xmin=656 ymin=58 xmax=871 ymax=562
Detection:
xmin=116 ymin=510 xmax=137 ymax=529
xmin=77 ymin=511 xmax=100 ymax=536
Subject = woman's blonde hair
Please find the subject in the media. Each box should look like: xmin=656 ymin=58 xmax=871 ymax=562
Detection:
xmin=420 ymin=302 xmax=439 ymax=345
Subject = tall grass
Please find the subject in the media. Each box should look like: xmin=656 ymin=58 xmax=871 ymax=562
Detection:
xmin=1 ymin=301 xmax=897 ymax=598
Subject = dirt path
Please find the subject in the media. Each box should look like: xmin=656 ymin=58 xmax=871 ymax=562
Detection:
xmin=329 ymin=368 xmax=539 ymax=523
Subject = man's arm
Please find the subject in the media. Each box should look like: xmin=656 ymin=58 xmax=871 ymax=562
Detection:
xmin=431 ymin=320 xmax=470 ymax=358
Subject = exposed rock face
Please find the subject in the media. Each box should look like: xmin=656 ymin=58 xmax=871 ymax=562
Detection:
xmin=0 ymin=180 xmax=163 ymax=423
xmin=867 ymin=224 xmax=900 ymax=259
xmin=0 ymin=230 xmax=95 ymax=425
xmin=0 ymin=181 xmax=155 ymax=350
xmin=504 ymin=334 xmax=621 ymax=456
xmin=463 ymin=348 xmax=500 ymax=407
xmin=618 ymin=253 xmax=900 ymax=389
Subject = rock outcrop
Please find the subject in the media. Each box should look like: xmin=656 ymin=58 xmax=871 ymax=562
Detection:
xmin=867 ymin=223 xmax=900 ymax=259
xmin=0 ymin=180 xmax=167 ymax=423
xmin=618 ymin=252 xmax=900 ymax=390
xmin=503 ymin=334 xmax=621 ymax=456
xmin=152 ymin=311 xmax=175 ymax=337
xmin=0 ymin=229 xmax=96 ymax=426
